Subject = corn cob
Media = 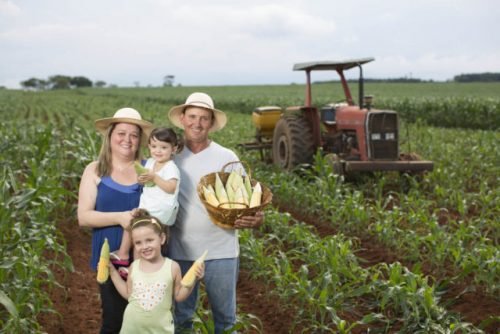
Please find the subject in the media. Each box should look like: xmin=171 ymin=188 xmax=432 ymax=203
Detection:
xmin=225 ymin=180 xmax=235 ymax=208
xmin=134 ymin=162 xmax=154 ymax=187
xmin=249 ymin=182 xmax=262 ymax=208
xmin=244 ymin=175 xmax=252 ymax=199
xmin=181 ymin=250 xmax=208 ymax=288
xmin=203 ymin=185 xmax=220 ymax=207
xmin=96 ymin=238 xmax=110 ymax=284
xmin=232 ymin=187 xmax=247 ymax=209
xmin=214 ymin=173 xmax=230 ymax=208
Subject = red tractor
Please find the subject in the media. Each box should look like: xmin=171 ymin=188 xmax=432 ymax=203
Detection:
xmin=240 ymin=57 xmax=433 ymax=175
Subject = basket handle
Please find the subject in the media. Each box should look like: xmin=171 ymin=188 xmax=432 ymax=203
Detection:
xmin=221 ymin=160 xmax=251 ymax=179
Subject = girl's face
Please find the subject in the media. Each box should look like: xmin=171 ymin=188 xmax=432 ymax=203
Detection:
xmin=148 ymin=137 xmax=176 ymax=163
xmin=110 ymin=123 xmax=141 ymax=157
xmin=131 ymin=225 xmax=165 ymax=261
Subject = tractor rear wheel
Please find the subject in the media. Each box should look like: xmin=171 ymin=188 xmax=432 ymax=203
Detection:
xmin=272 ymin=115 xmax=315 ymax=170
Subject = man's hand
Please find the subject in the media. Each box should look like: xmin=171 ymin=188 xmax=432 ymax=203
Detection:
xmin=233 ymin=211 xmax=264 ymax=229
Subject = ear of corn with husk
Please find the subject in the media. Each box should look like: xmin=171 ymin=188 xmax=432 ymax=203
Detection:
xmin=204 ymin=171 xmax=261 ymax=209
xmin=134 ymin=161 xmax=154 ymax=187
xmin=96 ymin=238 xmax=110 ymax=284
xmin=181 ymin=250 xmax=208 ymax=288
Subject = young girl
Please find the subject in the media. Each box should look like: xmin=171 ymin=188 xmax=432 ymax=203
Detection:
xmin=109 ymin=211 xmax=204 ymax=333
xmin=111 ymin=127 xmax=181 ymax=275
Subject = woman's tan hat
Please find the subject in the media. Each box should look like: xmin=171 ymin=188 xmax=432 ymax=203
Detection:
xmin=95 ymin=107 xmax=153 ymax=146
xmin=168 ymin=92 xmax=227 ymax=132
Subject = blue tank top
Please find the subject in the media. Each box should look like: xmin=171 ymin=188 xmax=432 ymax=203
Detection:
xmin=90 ymin=176 xmax=142 ymax=270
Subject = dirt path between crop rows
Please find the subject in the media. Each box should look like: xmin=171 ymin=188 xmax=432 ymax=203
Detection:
xmin=39 ymin=219 xmax=290 ymax=334
xmin=276 ymin=200 xmax=500 ymax=333
xmin=40 ymin=206 xmax=498 ymax=333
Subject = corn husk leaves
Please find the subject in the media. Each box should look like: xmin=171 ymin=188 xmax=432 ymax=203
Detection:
xmin=203 ymin=171 xmax=262 ymax=209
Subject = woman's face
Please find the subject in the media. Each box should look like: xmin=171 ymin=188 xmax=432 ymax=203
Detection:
xmin=110 ymin=123 xmax=141 ymax=157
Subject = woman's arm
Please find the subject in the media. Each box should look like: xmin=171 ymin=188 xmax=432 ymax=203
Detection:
xmin=77 ymin=161 xmax=134 ymax=228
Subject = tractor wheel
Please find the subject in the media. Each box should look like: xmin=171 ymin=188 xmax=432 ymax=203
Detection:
xmin=272 ymin=115 xmax=315 ymax=170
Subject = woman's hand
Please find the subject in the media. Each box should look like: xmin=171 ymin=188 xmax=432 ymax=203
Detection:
xmin=233 ymin=211 xmax=264 ymax=229
xmin=118 ymin=211 xmax=135 ymax=229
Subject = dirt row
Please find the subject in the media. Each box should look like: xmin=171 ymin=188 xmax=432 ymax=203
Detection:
xmin=40 ymin=203 xmax=498 ymax=333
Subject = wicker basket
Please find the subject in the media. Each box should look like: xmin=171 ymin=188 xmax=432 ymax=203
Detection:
xmin=197 ymin=161 xmax=273 ymax=229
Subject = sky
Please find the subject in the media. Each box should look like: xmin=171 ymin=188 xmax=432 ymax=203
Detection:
xmin=1 ymin=0 xmax=499 ymax=88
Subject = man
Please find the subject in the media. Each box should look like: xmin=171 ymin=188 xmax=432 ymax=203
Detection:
xmin=167 ymin=92 xmax=264 ymax=333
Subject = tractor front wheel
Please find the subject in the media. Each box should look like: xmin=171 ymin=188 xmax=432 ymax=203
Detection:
xmin=272 ymin=116 xmax=315 ymax=170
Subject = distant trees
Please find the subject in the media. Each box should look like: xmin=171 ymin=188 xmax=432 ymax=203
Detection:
xmin=163 ymin=75 xmax=175 ymax=87
xmin=20 ymin=78 xmax=49 ymax=90
xmin=20 ymin=75 xmax=95 ymax=90
xmin=453 ymin=73 xmax=500 ymax=82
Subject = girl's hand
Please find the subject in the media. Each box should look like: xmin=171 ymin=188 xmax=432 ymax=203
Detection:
xmin=195 ymin=263 xmax=205 ymax=281
xmin=138 ymin=171 xmax=155 ymax=185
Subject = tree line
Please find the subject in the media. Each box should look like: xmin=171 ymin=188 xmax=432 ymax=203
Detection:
xmin=453 ymin=72 xmax=500 ymax=82
xmin=20 ymin=75 xmax=106 ymax=90
xmin=19 ymin=72 xmax=500 ymax=90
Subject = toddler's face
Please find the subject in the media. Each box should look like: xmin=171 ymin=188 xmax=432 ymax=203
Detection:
xmin=148 ymin=137 xmax=176 ymax=163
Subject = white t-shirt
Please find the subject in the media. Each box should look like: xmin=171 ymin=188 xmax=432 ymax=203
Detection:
xmin=139 ymin=158 xmax=180 ymax=226
xmin=167 ymin=141 xmax=240 ymax=261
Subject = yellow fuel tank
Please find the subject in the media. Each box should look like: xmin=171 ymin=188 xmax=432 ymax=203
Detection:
xmin=252 ymin=106 xmax=282 ymax=138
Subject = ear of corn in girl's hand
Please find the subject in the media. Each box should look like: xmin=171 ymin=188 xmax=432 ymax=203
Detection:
xmin=134 ymin=161 xmax=154 ymax=187
xmin=96 ymin=238 xmax=110 ymax=284
xmin=181 ymin=250 xmax=208 ymax=288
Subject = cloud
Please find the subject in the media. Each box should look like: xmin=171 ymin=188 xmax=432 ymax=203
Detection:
xmin=0 ymin=0 xmax=20 ymax=16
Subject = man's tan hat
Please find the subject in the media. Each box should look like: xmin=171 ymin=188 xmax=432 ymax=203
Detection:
xmin=168 ymin=92 xmax=227 ymax=132
xmin=94 ymin=107 xmax=153 ymax=146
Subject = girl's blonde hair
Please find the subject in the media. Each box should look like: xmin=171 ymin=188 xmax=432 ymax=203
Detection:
xmin=96 ymin=123 xmax=144 ymax=177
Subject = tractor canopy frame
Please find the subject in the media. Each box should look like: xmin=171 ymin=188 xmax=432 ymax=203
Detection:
xmin=293 ymin=57 xmax=375 ymax=108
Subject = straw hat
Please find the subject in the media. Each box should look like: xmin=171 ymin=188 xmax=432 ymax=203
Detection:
xmin=168 ymin=92 xmax=227 ymax=132
xmin=94 ymin=107 xmax=153 ymax=146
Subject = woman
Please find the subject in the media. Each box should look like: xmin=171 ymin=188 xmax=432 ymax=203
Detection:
xmin=77 ymin=107 xmax=153 ymax=334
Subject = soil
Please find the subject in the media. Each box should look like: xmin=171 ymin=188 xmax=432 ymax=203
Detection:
xmin=39 ymin=208 xmax=499 ymax=334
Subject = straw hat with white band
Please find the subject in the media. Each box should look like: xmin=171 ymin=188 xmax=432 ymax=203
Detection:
xmin=95 ymin=107 xmax=153 ymax=146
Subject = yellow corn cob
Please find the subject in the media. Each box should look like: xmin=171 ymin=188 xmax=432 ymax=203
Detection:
xmin=249 ymin=182 xmax=262 ymax=208
xmin=96 ymin=238 xmax=110 ymax=284
xmin=214 ymin=173 xmax=230 ymax=208
xmin=203 ymin=185 xmax=220 ymax=207
xmin=181 ymin=250 xmax=208 ymax=288
xmin=134 ymin=162 xmax=154 ymax=187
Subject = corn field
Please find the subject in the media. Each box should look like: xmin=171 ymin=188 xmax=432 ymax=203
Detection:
xmin=0 ymin=83 xmax=498 ymax=333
